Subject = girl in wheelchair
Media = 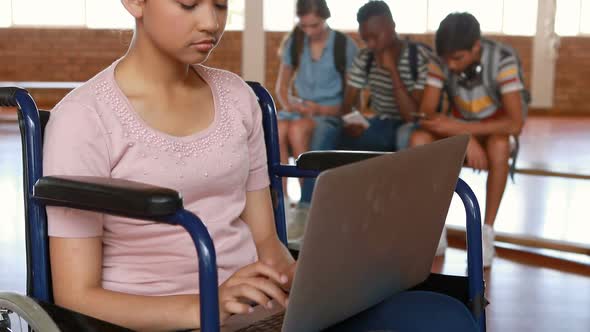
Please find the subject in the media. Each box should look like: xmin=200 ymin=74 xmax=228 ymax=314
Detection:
xmin=43 ymin=1 xmax=294 ymax=330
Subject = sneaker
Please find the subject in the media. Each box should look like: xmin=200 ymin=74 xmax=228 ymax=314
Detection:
xmin=435 ymin=226 xmax=447 ymax=256
xmin=283 ymin=195 xmax=297 ymax=209
xmin=286 ymin=206 xmax=309 ymax=242
xmin=482 ymin=224 xmax=496 ymax=268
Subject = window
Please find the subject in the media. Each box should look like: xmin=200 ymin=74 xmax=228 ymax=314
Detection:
xmin=264 ymin=0 xmax=295 ymax=31
xmin=0 ymin=0 xmax=551 ymax=36
xmin=86 ymin=0 xmax=133 ymax=29
xmin=502 ymin=0 xmax=538 ymax=36
xmin=2 ymin=0 xmax=245 ymax=30
xmin=267 ymin=0 xmax=538 ymax=36
xmin=427 ymin=0 xmax=504 ymax=33
xmin=12 ymin=0 xmax=85 ymax=27
xmin=226 ymin=0 xmax=245 ymax=31
xmin=556 ymin=0 xmax=590 ymax=36
xmin=0 ymin=0 xmax=11 ymax=27
xmin=582 ymin=0 xmax=590 ymax=34
xmin=387 ymin=0 xmax=428 ymax=34
xmin=326 ymin=0 xmax=366 ymax=31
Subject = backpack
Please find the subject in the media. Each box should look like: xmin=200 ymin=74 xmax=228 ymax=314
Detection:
xmin=445 ymin=38 xmax=531 ymax=118
xmin=289 ymin=27 xmax=348 ymax=92
xmin=483 ymin=38 xmax=531 ymax=117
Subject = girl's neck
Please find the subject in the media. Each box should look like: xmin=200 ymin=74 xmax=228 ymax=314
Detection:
xmin=310 ymin=25 xmax=329 ymax=43
xmin=118 ymin=31 xmax=200 ymax=92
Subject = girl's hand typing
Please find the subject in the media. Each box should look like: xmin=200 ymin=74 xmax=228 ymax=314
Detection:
xmin=257 ymin=238 xmax=297 ymax=290
xmin=218 ymin=261 xmax=289 ymax=321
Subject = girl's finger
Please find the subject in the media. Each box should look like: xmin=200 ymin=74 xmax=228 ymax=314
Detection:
xmin=230 ymin=283 xmax=272 ymax=309
xmin=242 ymin=277 xmax=289 ymax=308
xmin=223 ymin=300 xmax=254 ymax=315
xmin=237 ymin=262 xmax=288 ymax=285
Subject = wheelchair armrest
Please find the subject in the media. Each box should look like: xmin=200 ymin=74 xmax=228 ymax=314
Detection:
xmin=33 ymin=176 xmax=183 ymax=218
xmin=296 ymin=150 xmax=393 ymax=172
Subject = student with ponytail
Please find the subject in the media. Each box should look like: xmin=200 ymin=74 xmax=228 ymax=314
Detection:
xmin=275 ymin=0 xmax=358 ymax=239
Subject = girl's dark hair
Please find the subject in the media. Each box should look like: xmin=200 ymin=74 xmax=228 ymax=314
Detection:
xmin=356 ymin=0 xmax=393 ymax=24
xmin=279 ymin=0 xmax=331 ymax=61
xmin=435 ymin=12 xmax=481 ymax=57
xmin=296 ymin=0 xmax=331 ymax=20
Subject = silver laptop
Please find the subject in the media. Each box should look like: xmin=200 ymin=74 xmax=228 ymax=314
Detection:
xmin=221 ymin=135 xmax=469 ymax=332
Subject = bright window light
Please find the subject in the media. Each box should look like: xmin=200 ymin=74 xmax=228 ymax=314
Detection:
xmin=264 ymin=0 xmax=295 ymax=31
xmin=0 ymin=0 xmax=11 ymax=27
xmin=12 ymin=0 xmax=85 ymax=27
xmin=326 ymin=0 xmax=366 ymax=31
xmin=556 ymin=0 xmax=582 ymax=36
xmin=581 ymin=0 xmax=590 ymax=34
xmin=427 ymin=0 xmax=503 ymax=33
xmin=386 ymin=0 xmax=428 ymax=34
xmin=86 ymin=0 xmax=133 ymax=29
xmin=226 ymin=0 xmax=245 ymax=31
xmin=503 ymin=0 xmax=538 ymax=36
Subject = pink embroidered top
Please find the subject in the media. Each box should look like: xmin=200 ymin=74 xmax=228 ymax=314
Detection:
xmin=44 ymin=61 xmax=269 ymax=296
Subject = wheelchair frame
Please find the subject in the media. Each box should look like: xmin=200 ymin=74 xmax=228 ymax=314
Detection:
xmin=0 ymin=83 xmax=486 ymax=332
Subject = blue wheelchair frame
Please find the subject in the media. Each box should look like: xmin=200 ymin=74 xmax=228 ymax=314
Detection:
xmin=2 ymin=82 xmax=486 ymax=332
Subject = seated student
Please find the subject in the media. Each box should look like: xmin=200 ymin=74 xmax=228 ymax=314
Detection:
xmin=410 ymin=12 xmax=527 ymax=267
xmin=340 ymin=0 xmax=430 ymax=152
xmin=44 ymin=1 xmax=295 ymax=330
xmin=275 ymin=0 xmax=357 ymax=240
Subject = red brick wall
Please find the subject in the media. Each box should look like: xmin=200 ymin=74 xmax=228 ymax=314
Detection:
xmin=0 ymin=28 xmax=587 ymax=114
xmin=554 ymin=37 xmax=590 ymax=114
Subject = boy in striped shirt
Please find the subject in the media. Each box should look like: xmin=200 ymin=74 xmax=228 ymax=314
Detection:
xmin=410 ymin=13 xmax=527 ymax=267
xmin=340 ymin=0 xmax=430 ymax=152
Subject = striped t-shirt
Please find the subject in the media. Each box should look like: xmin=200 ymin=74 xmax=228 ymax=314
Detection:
xmin=347 ymin=41 xmax=430 ymax=117
xmin=426 ymin=39 xmax=525 ymax=121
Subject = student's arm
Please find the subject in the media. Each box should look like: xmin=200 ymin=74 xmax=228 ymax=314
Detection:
xmin=51 ymin=237 xmax=202 ymax=331
xmin=341 ymin=82 xmax=361 ymax=115
xmin=420 ymin=92 xmax=523 ymax=137
xmin=51 ymin=236 xmax=290 ymax=330
xmin=419 ymin=85 xmax=442 ymax=116
xmin=275 ymin=63 xmax=296 ymax=112
xmin=379 ymin=47 xmax=419 ymax=122
xmin=241 ymin=188 xmax=296 ymax=286
xmin=459 ymin=91 xmax=524 ymax=136
xmin=424 ymin=56 xmax=525 ymax=137
xmin=242 ymin=87 xmax=296 ymax=284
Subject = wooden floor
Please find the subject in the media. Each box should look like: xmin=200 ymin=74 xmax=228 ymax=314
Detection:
xmin=1 ymin=116 xmax=590 ymax=331
xmin=434 ymin=248 xmax=590 ymax=331
xmin=518 ymin=116 xmax=590 ymax=175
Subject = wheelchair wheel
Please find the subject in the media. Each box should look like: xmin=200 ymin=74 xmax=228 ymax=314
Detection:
xmin=0 ymin=292 xmax=59 ymax=332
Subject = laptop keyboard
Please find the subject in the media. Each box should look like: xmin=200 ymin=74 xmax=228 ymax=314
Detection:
xmin=235 ymin=312 xmax=285 ymax=332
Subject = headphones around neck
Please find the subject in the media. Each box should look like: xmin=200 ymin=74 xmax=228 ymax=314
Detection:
xmin=456 ymin=62 xmax=483 ymax=88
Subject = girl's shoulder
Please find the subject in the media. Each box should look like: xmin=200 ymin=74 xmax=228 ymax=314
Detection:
xmin=47 ymin=62 xmax=122 ymax=148
xmin=194 ymin=65 xmax=258 ymax=105
xmin=52 ymin=63 xmax=116 ymax=114
xmin=194 ymin=65 xmax=261 ymax=124
xmin=194 ymin=65 xmax=248 ymax=89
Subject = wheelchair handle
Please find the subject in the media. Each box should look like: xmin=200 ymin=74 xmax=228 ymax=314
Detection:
xmin=0 ymin=86 xmax=27 ymax=107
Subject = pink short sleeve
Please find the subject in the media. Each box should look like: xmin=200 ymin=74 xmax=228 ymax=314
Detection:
xmin=44 ymin=100 xmax=111 ymax=238
xmin=244 ymin=87 xmax=270 ymax=192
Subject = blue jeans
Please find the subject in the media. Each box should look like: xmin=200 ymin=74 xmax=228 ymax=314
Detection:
xmin=339 ymin=117 xmax=418 ymax=151
xmin=325 ymin=291 xmax=478 ymax=331
xmin=278 ymin=114 xmax=341 ymax=206
xmin=340 ymin=116 xmax=404 ymax=152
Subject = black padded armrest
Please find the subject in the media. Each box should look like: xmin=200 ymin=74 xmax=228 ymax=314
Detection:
xmin=33 ymin=176 xmax=183 ymax=218
xmin=295 ymin=150 xmax=392 ymax=172
xmin=0 ymin=87 xmax=21 ymax=107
